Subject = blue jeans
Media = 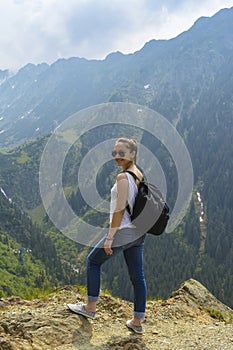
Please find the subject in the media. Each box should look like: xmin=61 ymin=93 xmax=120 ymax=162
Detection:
xmin=86 ymin=228 xmax=147 ymax=318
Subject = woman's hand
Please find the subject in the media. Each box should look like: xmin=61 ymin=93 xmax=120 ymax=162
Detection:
xmin=104 ymin=238 xmax=113 ymax=255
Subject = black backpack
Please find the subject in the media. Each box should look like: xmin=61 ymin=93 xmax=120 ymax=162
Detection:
xmin=125 ymin=171 xmax=169 ymax=235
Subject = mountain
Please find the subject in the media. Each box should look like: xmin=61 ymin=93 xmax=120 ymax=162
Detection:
xmin=0 ymin=184 xmax=87 ymax=298
xmin=0 ymin=7 xmax=232 ymax=148
xmin=0 ymin=7 xmax=232 ymax=308
xmin=0 ymin=279 xmax=232 ymax=350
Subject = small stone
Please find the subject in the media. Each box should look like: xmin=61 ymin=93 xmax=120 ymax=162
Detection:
xmin=102 ymin=315 xmax=110 ymax=321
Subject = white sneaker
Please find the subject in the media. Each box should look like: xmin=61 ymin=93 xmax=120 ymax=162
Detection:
xmin=67 ymin=303 xmax=95 ymax=319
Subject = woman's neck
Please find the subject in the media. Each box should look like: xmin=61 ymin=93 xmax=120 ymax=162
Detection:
xmin=122 ymin=162 xmax=135 ymax=172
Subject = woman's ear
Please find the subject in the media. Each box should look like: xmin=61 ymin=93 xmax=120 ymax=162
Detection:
xmin=130 ymin=150 xmax=136 ymax=162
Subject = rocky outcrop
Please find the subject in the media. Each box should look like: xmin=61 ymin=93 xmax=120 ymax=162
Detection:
xmin=0 ymin=279 xmax=232 ymax=350
xmin=171 ymin=279 xmax=231 ymax=313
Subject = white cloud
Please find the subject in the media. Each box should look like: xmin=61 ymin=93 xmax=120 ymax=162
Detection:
xmin=0 ymin=0 xmax=232 ymax=70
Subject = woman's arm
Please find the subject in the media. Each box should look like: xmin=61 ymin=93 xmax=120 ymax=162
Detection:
xmin=104 ymin=173 xmax=128 ymax=254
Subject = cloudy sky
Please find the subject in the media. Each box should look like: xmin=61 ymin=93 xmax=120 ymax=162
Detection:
xmin=0 ymin=0 xmax=233 ymax=70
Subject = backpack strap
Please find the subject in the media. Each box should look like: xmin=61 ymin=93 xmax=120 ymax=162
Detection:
xmin=124 ymin=170 xmax=144 ymax=216
xmin=124 ymin=170 xmax=144 ymax=182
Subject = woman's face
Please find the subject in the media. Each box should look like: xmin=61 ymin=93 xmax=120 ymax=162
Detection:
xmin=112 ymin=142 xmax=134 ymax=166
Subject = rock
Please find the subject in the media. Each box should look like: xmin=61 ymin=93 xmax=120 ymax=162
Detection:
xmin=0 ymin=279 xmax=232 ymax=350
xmin=169 ymin=278 xmax=232 ymax=321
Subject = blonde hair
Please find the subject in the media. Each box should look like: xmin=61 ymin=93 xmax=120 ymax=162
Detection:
xmin=115 ymin=137 xmax=138 ymax=163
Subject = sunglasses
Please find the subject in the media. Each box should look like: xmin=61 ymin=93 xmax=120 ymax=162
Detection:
xmin=112 ymin=150 xmax=126 ymax=158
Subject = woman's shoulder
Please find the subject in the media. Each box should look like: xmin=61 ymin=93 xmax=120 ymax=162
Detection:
xmin=124 ymin=168 xmax=144 ymax=185
xmin=116 ymin=172 xmax=128 ymax=181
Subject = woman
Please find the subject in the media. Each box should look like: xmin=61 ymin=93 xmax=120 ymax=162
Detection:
xmin=67 ymin=137 xmax=147 ymax=334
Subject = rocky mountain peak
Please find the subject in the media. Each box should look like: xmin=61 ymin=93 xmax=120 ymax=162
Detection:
xmin=0 ymin=279 xmax=232 ymax=350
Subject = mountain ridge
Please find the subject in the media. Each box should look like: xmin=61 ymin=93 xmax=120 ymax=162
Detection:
xmin=0 ymin=6 xmax=232 ymax=147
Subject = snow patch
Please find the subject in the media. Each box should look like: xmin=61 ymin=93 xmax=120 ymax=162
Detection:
xmin=0 ymin=187 xmax=12 ymax=203
xmin=197 ymin=192 xmax=204 ymax=222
